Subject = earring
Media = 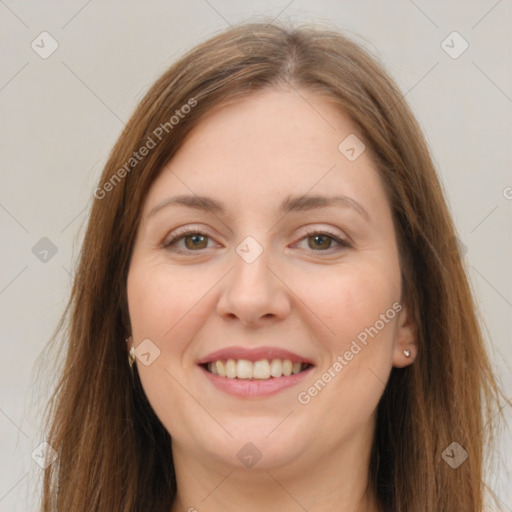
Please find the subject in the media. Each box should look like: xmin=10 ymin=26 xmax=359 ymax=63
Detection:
xmin=403 ymin=349 xmax=411 ymax=358
xmin=127 ymin=338 xmax=136 ymax=368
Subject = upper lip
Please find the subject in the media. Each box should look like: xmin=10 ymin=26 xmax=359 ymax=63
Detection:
xmin=197 ymin=346 xmax=315 ymax=365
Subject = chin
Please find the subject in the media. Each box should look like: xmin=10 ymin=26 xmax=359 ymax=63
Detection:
xmin=184 ymin=418 xmax=309 ymax=470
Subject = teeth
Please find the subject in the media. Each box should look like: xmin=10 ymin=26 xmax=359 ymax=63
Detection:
xmin=236 ymin=359 xmax=253 ymax=379
xmin=225 ymin=359 xmax=237 ymax=379
xmin=206 ymin=358 xmax=308 ymax=380
xmin=253 ymin=360 xmax=270 ymax=379
xmin=215 ymin=360 xmax=225 ymax=377
xmin=270 ymin=358 xmax=282 ymax=377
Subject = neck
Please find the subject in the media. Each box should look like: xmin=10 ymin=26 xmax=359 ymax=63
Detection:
xmin=170 ymin=424 xmax=379 ymax=512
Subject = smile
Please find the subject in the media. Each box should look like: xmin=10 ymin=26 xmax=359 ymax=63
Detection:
xmin=204 ymin=358 xmax=312 ymax=380
xmin=198 ymin=346 xmax=315 ymax=397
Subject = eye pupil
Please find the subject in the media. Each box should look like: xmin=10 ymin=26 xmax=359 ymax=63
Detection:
xmin=169 ymin=231 xmax=343 ymax=254
xmin=185 ymin=234 xmax=208 ymax=250
xmin=309 ymin=234 xmax=331 ymax=250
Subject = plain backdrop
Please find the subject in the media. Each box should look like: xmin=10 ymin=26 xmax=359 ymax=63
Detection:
xmin=1 ymin=1 xmax=511 ymax=510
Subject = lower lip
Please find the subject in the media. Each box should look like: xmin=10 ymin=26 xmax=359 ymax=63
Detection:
xmin=200 ymin=365 xmax=313 ymax=398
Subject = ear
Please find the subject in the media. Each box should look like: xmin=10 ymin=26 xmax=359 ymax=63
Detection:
xmin=392 ymin=304 xmax=417 ymax=368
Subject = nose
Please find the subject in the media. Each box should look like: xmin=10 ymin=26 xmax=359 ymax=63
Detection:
xmin=216 ymin=240 xmax=291 ymax=327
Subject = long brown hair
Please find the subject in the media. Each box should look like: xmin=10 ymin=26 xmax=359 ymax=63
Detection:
xmin=39 ymin=22 xmax=504 ymax=511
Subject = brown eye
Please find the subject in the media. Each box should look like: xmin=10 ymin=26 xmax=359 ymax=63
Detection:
xmin=294 ymin=229 xmax=350 ymax=254
xmin=164 ymin=230 xmax=215 ymax=253
xmin=307 ymin=234 xmax=334 ymax=250
xmin=183 ymin=234 xmax=209 ymax=250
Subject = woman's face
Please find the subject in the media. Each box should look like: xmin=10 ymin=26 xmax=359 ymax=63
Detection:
xmin=127 ymin=88 xmax=415 ymax=472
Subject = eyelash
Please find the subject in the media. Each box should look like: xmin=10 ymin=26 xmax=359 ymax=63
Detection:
xmin=162 ymin=226 xmax=351 ymax=255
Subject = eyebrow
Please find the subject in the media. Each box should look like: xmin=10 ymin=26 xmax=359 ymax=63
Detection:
xmin=147 ymin=193 xmax=369 ymax=220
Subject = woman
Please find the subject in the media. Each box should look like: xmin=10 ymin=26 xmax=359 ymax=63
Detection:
xmin=40 ymin=22 xmax=504 ymax=511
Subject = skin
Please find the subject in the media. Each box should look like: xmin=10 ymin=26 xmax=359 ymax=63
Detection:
xmin=126 ymin=87 xmax=417 ymax=512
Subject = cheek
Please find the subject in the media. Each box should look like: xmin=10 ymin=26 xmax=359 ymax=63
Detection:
xmin=296 ymin=266 xmax=399 ymax=431
xmin=126 ymin=262 xmax=207 ymax=354
xmin=126 ymin=262 xmax=212 ymax=435
xmin=295 ymin=263 xmax=401 ymax=434
xmin=302 ymin=259 xmax=401 ymax=352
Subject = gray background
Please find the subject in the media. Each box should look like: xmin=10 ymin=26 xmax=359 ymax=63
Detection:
xmin=1 ymin=1 xmax=511 ymax=510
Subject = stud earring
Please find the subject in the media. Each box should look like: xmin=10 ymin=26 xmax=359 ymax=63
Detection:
xmin=403 ymin=349 xmax=411 ymax=358
xmin=126 ymin=338 xmax=136 ymax=368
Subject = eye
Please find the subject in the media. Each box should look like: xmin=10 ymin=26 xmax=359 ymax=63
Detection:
xmin=162 ymin=227 xmax=350 ymax=255
xmin=163 ymin=228 xmax=216 ymax=253
xmin=294 ymin=229 xmax=350 ymax=253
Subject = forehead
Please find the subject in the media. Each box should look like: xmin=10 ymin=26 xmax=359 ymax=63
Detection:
xmin=172 ymin=87 xmax=359 ymax=168
xmin=142 ymin=87 xmax=388 ymax=220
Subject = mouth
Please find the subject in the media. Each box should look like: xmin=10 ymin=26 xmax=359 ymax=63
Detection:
xmin=197 ymin=347 xmax=315 ymax=398
xmin=202 ymin=358 xmax=313 ymax=380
